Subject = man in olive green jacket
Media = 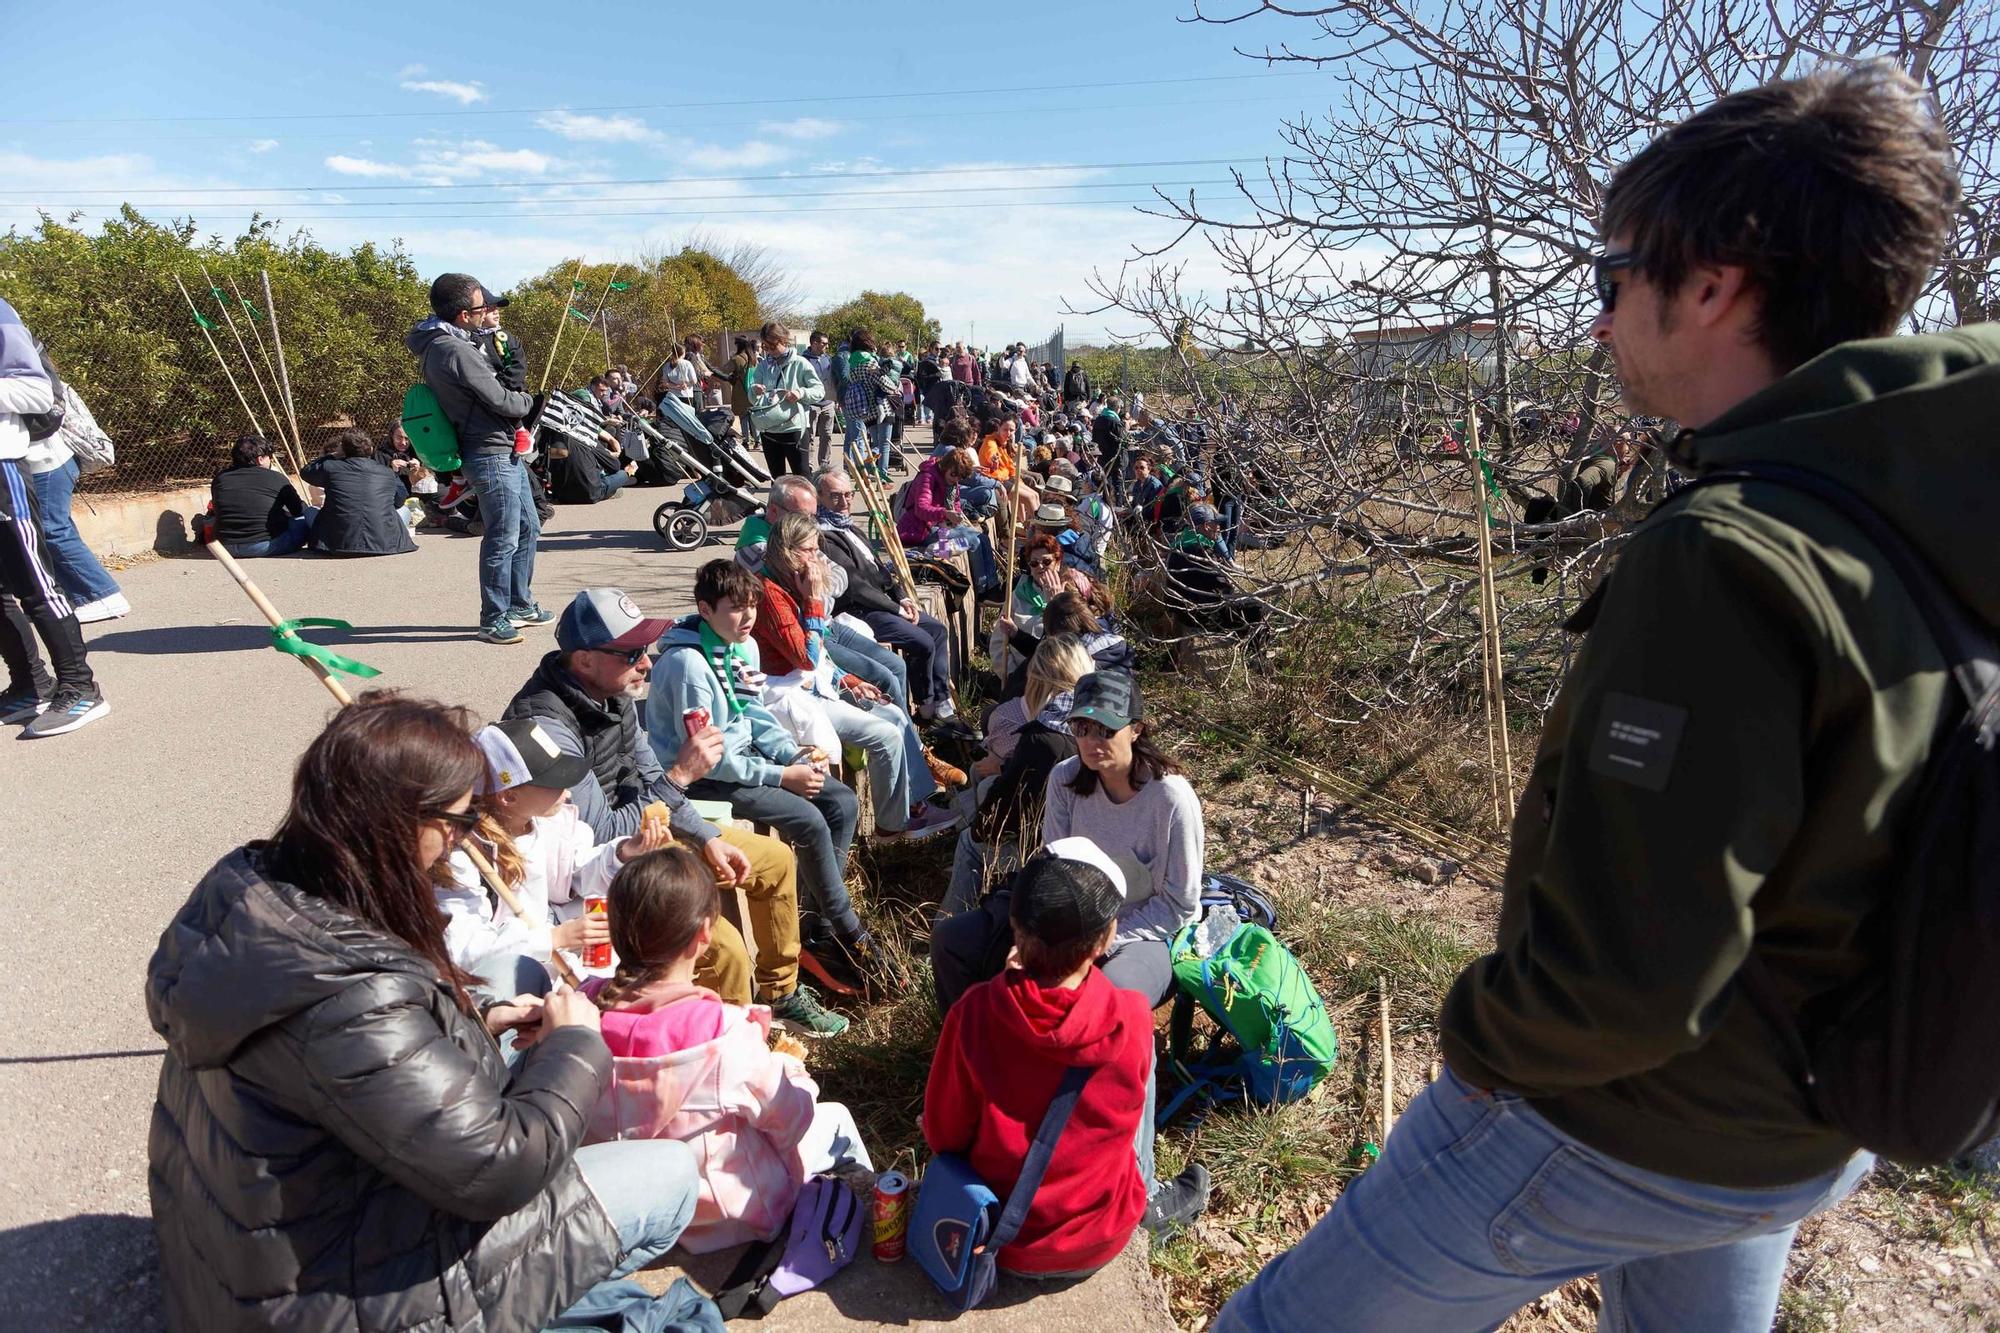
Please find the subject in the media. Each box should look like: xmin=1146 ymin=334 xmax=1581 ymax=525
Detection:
xmin=1220 ymin=64 xmax=1982 ymax=1333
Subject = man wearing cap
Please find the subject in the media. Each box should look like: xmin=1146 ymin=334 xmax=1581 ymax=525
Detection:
xmin=407 ymin=273 xmax=547 ymax=645
xmin=1166 ymin=502 xmax=1268 ymax=651
xmin=505 ymin=588 xmax=847 ymax=1036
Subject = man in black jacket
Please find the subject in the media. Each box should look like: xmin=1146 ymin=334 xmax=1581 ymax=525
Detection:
xmin=815 ymin=468 xmax=958 ymax=722
xmin=1062 ymin=361 xmax=1091 ymax=410
xmin=406 ymin=273 xmax=545 ymax=645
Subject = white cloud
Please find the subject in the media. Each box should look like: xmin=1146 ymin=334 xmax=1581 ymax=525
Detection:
xmin=325 ymin=154 xmax=415 ymax=179
xmin=760 ymin=117 xmax=844 ymax=141
xmin=248 ymin=139 xmax=280 ymax=154
xmin=680 ymin=140 xmax=790 ymax=171
xmin=398 ymin=62 xmax=427 ymax=78
xmin=536 ymin=110 xmax=662 ymax=144
xmin=400 ymin=78 xmax=488 ymax=106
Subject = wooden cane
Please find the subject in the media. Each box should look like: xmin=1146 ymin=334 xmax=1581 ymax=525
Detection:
xmin=206 ymin=540 xmax=584 ymax=989
xmin=555 ymin=265 xmax=627 ymax=393
xmin=259 ymin=269 xmax=307 ymax=461
xmin=1465 ymin=397 xmax=1516 ymax=823
xmin=175 ymin=275 xmax=271 ymax=445
xmin=202 ymin=263 xmax=303 ymax=473
xmin=1379 ymin=977 xmax=1396 ymax=1145
xmin=230 ymin=274 xmax=302 ymax=461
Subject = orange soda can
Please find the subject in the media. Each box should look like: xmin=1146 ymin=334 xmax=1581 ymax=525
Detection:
xmin=583 ymin=895 xmax=611 ymax=969
xmin=871 ymin=1171 xmax=910 ymax=1261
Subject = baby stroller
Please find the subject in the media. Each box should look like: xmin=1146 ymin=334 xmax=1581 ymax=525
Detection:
xmin=649 ymin=397 xmax=762 ymax=551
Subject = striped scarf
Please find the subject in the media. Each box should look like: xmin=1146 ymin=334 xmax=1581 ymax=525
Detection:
xmin=698 ymin=620 xmax=756 ymax=719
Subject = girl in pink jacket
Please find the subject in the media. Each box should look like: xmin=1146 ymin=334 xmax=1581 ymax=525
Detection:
xmin=583 ymin=848 xmax=872 ymax=1252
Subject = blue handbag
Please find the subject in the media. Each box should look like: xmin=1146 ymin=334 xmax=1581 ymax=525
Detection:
xmin=909 ymin=1065 xmax=1095 ymax=1311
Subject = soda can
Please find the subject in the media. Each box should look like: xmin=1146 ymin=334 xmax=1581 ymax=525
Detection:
xmin=871 ymin=1171 xmax=910 ymax=1262
xmin=583 ymin=895 xmax=611 ymax=969
xmin=683 ymin=706 xmax=711 ymax=737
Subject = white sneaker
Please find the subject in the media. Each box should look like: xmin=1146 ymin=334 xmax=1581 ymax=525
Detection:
xmin=73 ymin=593 xmax=130 ymax=624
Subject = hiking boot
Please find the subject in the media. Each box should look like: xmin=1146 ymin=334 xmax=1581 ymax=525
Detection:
xmin=768 ymin=986 xmax=851 ymax=1039
xmin=923 ymin=748 xmax=968 ymax=790
xmin=1143 ymin=1163 xmax=1212 ymax=1238
xmin=21 ymin=686 xmax=109 ymax=739
xmin=806 ymin=931 xmax=908 ymax=1002
xmin=73 ymin=592 xmax=130 ymax=624
xmin=0 ymin=689 xmax=47 ymax=725
xmin=479 ymin=617 xmax=523 ymax=645
xmin=511 ymin=603 xmax=557 ymax=629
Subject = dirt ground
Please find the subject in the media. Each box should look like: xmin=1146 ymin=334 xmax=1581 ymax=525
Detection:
xmin=1188 ymin=770 xmax=2000 ymax=1332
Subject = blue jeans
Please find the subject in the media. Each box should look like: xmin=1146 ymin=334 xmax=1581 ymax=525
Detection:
xmin=688 ymin=774 xmax=860 ymax=939
xmin=567 ymin=1139 xmax=700 ymax=1294
xmin=866 ymin=418 xmax=893 ymax=480
xmin=944 ymin=524 xmax=997 ymax=590
xmin=823 ymin=695 xmax=936 ymax=832
xmin=958 ymin=477 xmax=1000 ymax=518
xmin=861 ymin=607 xmax=952 ymax=711
xmin=30 ymin=459 xmax=119 ymax=603
xmin=826 ymin=621 xmax=910 ymax=715
xmin=599 ymin=466 xmax=630 ymax=497
xmin=1214 ymin=1066 xmax=1874 ymax=1333
xmin=223 ymin=510 xmax=316 ymax=559
xmin=460 ymin=450 xmax=541 ymax=628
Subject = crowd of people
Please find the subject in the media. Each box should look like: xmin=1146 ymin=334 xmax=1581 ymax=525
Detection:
xmin=0 ymin=60 xmax=1967 ymax=1333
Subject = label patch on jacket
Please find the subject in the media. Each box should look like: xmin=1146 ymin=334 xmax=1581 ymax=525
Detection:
xmin=1588 ymin=693 xmax=1688 ymax=792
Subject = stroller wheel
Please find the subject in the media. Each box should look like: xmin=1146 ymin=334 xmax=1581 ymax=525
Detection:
xmin=658 ymin=504 xmax=708 ymax=551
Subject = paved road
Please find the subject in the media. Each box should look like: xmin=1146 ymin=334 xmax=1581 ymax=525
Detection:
xmin=0 ymin=484 xmax=718 ymax=1324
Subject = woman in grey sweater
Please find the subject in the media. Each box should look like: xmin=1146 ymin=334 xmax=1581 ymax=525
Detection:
xmin=1039 ymin=669 xmax=1204 ymax=1004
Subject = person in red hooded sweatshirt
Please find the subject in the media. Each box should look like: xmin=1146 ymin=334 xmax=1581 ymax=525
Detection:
xmin=921 ymin=840 xmax=1211 ymax=1280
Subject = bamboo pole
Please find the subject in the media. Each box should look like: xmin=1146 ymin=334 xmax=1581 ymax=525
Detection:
xmin=202 ymin=263 xmax=301 ymax=473
xmin=1465 ymin=397 xmax=1516 ymax=822
xmin=998 ymin=439 xmax=1025 ymax=605
xmin=555 ymin=265 xmax=626 ymax=393
xmin=174 ymin=275 xmax=271 ymax=444
xmin=538 ymin=257 xmax=589 ymax=394
xmin=1379 ymin=977 xmax=1396 ymax=1145
xmin=259 ymin=269 xmax=305 ymax=457
xmin=206 ymin=537 xmax=584 ymax=989
xmin=232 ymin=273 xmax=302 ymax=458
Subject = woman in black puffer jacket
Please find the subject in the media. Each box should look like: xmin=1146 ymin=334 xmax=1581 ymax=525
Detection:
xmin=146 ymin=693 xmax=699 ymax=1332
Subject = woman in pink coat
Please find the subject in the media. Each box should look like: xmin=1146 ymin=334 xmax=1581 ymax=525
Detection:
xmin=897 ymin=445 xmax=997 ymax=593
xmin=581 ymin=848 xmax=871 ymax=1252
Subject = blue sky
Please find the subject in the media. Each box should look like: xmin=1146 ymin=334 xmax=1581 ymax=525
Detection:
xmin=0 ymin=2 xmax=1331 ymax=344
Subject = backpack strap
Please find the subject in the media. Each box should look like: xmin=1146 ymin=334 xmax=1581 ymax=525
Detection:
xmin=1677 ymin=462 xmax=2000 ymax=1072
xmin=987 ymin=1064 xmax=1095 ymax=1253
xmin=713 ymin=1232 xmax=788 ymax=1320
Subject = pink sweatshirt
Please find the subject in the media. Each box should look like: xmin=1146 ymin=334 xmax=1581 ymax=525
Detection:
xmin=583 ymin=979 xmax=820 ymax=1252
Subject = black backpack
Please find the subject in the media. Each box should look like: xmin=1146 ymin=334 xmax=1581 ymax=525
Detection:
xmin=20 ymin=339 xmax=65 ymax=441
xmin=1684 ymin=462 xmax=2000 ymax=1165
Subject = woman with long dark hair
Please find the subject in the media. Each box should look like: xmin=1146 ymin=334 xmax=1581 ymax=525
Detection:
xmin=146 ymin=692 xmax=701 ymax=1331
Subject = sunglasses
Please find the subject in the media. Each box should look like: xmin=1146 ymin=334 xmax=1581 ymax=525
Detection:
xmin=1594 ymin=251 xmax=1637 ymax=312
xmin=594 ymin=645 xmax=650 ymax=666
xmin=425 ymin=806 xmax=480 ymax=837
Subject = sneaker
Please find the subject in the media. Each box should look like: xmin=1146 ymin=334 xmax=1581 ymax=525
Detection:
xmin=479 ymin=618 xmax=523 ymax=645
xmin=805 ymin=931 xmax=907 ymax=1002
xmin=1143 ymin=1163 xmax=1212 ymax=1238
xmin=21 ymin=687 xmax=109 ymax=739
xmin=768 ymin=986 xmax=851 ymax=1038
xmin=72 ymin=593 xmax=130 ymax=624
xmin=874 ymin=801 xmax=960 ymax=845
xmin=923 ymin=749 xmax=968 ymax=790
xmin=511 ymin=603 xmax=557 ymax=628
xmin=438 ymin=481 xmax=470 ymax=510
xmin=0 ymin=690 xmax=47 ymax=724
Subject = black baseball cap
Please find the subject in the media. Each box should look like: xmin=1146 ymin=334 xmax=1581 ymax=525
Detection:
xmin=1011 ymin=839 xmax=1127 ymax=945
xmin=1069 ymin=669 xmax=1143 ymax=733
xmin=472 ymin=717 xmax=592 ymax=794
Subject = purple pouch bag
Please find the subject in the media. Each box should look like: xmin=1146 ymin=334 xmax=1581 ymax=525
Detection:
xmin=715 ymin=1176 xmax=863 ymax=1319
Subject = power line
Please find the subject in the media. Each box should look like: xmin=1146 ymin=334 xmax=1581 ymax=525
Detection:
xmin=12 ymin=94 xmax=1309 ymax=147
xmin=0 ymin=72 xmax=1310 ymax=128
xmin=16 ymin=178 xmax=1233 ymax=211
xmin=20 ymin=196 xmax=1183 ymax=224
xmin=0 ymin=156 xmax=1264 ymax=196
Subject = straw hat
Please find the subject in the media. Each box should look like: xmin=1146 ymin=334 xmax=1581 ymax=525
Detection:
xmin=1030 ymin=503 xmax=1072 ymax=529
xmin=1041 ymin=474 xmax=1076 ymax=499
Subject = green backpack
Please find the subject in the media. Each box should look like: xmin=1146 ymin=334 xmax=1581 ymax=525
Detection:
xmin=1158 ymin=917 xmax=1338 ymax=1126
xmin=401 ymin=383 xmax=461 ymax=471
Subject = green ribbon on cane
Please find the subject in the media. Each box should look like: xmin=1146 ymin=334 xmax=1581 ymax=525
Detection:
xmin=567 ymin=306 xmax=591 ymax=323
xmin=607 ymin=280 xmax=630 ymax=291
xmin=192 ymin=310 xmax=216 ymax=330
xmin=269 ymin=618 xmax=383 ymax=679
xmin=1473 ymin=449 xmax=1502 ymax=521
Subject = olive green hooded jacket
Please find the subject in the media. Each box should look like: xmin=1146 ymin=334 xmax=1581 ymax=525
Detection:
xmin=1440 ymin=325 xmax=2000 ymax=1187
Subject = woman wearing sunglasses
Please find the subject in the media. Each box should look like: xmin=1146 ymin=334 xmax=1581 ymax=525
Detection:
xmin=146 ymin=692 xmax=701 ymax=1331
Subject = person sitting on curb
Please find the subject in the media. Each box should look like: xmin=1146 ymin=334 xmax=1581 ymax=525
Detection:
xmin=923 ymin=840 xmax=1212 ymax=1284
xmin=209 ymin=434 xmax=313 ymax=558
xmin=899 ymin=444 xmax=999 ymax=595
xmin=303 ymin=428 xmax=418 ymax=557
xmin=505 ymin=588 xmax=846 ymax=1036
xmin=649 ymin=560 xmax=900 ymax=998
xmin=737 ymin=475 xmax=912 ymax=713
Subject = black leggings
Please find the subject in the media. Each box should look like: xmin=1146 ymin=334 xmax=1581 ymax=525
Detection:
xmin=0 ymin=459 xmax=91 ymax=697
xmin=761 ymin=429 xmax=807 ymax=478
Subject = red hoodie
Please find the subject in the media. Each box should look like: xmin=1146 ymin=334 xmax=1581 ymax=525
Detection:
xmin=922 ymin=966 xmax=1152 ymax=1274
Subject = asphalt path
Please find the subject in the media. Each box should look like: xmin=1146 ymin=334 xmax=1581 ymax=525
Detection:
xmin=0 ymin=483 xmax=718 ymax=1324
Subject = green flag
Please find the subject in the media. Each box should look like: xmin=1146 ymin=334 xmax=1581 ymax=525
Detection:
xmin=567 ymin=306 xmax=591 ymax=323
xmin=210 ymin=286 xmax=227 ymax=303
xmin=607 ymin=280 xmax=630 ymax=291
xmin=240 ymin=298 xmax=262 ymax=320
xmin=573 ymin=280 xmax=587 ymax=293
xmin=193 ymin=310 xmax=216 ymax=330
xmin=269 ymin=618 xmax=383 ymax=680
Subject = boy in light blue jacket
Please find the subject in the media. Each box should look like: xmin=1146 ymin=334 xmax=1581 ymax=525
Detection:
xmin=650 ymin=559 xmax=898 ymax=995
